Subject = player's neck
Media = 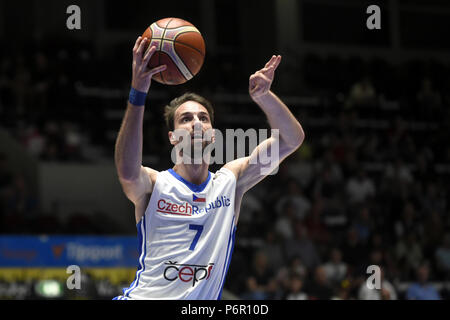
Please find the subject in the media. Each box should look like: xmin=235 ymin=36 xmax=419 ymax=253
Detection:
xmin=173 ymin=162 xmax=209 ymax=186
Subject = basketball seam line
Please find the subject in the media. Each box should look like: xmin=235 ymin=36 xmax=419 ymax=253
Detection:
xmin=173 ymin=32 xmax=205 ymax=57
xmin=162 ymin=25 xmax=195 ymax=30
xmin=150 ymin=37 xmax=205 ymax=57
xmin=159 ymin=51 xmax=191 ymax=84
xmin=160 ymin=18 xmax=174 ymax=84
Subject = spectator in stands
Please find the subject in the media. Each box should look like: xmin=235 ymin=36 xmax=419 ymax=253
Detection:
xmin=395 ymin=233 xmax=423 ymax=280
xmin=284 ymin=221 xmax=321 ymax=271
xmin=62 ymin=122 xmax=84 ymax=161
xmin=304 ymin=265 xmax=334 ymax=300
xmin=41 ymin=121 xmax=63 ymax=161
xmin=394 ymin=202 xmax=423 ymax=240
xmin=313 ymin=161 xmax=343 ymax=201
xmin=238 ymin=191 xmax=263 ymax=225
xmin=21 ymin=124 xmax=45 ymax=158
xmin=352 ymin=206 xmax=374 ymax=244
xmin=241 ymin=251 xmax=277 ymax=300
xmin=275 ymin=179 xmax=311 ymax=221
xmin=274 ymin=201 xmax=296 ymax=240
xmin=276 ymin=255 xmax=309 ymax=299
xmin=285 ymin=152 xmax=314 ymax=189
xmin=304 ymin=197 xmax=331 ymax=246
xmin=331 ymin=283 xmax=351 ymax=300
xmin=313 ymin=164 xmax=347 ymax=229
xmin=346 ymin=168 xmax=375 ymax=206
xmin=261 ymin=229 xmax=286 ymax=272
xmin=358 ymin=267 xmax=397 ymax=300
xmin=314 ymin=150 xmax=344 ymax=187
xmin=323 ymin=248 xmax=348 ymax=286
xmin=384 ymin=158 xmax=414 ymax=185
xmin=406 ymin=263 xmax=441 ymax=300
xmin=285 ymin=272 xmax=308 ymax=300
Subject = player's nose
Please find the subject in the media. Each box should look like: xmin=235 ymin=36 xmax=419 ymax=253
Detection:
xmin=193 ymin=117 xmax=202 ymax=128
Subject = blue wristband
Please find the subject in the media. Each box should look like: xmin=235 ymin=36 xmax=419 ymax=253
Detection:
xmin=129 ymin=88 xmax=147 ymax=106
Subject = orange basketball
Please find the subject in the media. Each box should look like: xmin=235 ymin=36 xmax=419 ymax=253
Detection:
xmin=142 ymin=18 xmax=206 ymax=85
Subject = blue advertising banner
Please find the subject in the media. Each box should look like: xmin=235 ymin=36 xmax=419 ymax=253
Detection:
xmin=0 ymin=236 xmax=139 ymax=267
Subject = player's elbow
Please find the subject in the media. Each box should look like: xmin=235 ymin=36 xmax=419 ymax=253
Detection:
xmin=286 ymin=127 xmax=305 ymax=150
xmin=295 ymin=128 xmax=305 ymax=148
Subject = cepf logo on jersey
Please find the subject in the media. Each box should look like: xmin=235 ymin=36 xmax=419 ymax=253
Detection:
xmin=163 ymin=261 xmax=214 ymax=287
xmin=156 ymin=195 xmax=231 ymax=216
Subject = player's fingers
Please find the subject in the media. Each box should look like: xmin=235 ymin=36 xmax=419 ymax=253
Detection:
xmin=143 ymin=45 xmax=157 ymax=63
xmin=145 ymin=64 xmax=167 ymax=77
xmin=136 ymin=37 xmax=148 ymax=56
xmin=249 ymin=74 xmax=262 ymax=88
xmin=255 ymin=71 xmax=272 ymax=83
xmin=249 ymin=81 xmax=260 ymax=92
xmin=264 ymin=55 xmax=277 ymax=68
xmin=133 ymin=36 xmax=142 ymax=53
xmin=272 ymin=55 xmax=282 ymax=70
xmin=259 ymin=66 xmax=275 ymax=75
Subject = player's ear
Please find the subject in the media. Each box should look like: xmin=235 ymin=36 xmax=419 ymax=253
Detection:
xmin=168 ymin=131 xmax=176 ymax=145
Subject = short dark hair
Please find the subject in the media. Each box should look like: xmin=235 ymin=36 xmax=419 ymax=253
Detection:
xmin=164 ymin=92 xmax=214 ymax=131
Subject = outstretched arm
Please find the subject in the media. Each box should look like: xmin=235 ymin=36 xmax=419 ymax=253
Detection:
xmin=225 ymin=55 xmax=305 ymax=201
xmin=115 ymin=36 xmax=166 ymax=222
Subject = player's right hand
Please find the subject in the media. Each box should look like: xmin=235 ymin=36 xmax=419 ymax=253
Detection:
xmin=131 ymin=36 xmax=167 ymax=93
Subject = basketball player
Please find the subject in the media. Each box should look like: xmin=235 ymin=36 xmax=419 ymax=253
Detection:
xmin=113 ymin=37 xmax=305 ymax=300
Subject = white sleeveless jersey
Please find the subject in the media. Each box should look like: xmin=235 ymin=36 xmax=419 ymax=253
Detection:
xmin=114 ymin=167 xmax=237 ymax=300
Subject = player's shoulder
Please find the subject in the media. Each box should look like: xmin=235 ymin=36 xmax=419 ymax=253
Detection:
xmin=220 ymin=161 xmax=245 ymax=181
xmin=222 ymin=157 xmax=248 ymax=181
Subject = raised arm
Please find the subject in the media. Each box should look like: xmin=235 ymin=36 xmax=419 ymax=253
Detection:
xmin=249 ymin=56 xmax=304 ymax=149
xmin=225 ymin=55 xmax=305 ymax=208
xmin=115 ymin=36 xmax=166 ymax=222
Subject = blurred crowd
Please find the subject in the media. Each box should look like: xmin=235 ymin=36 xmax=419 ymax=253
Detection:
xmin=225 ymin=53 xmax=450 ymax=300
xmin=1 ymin=41 xmax=450 ymax=300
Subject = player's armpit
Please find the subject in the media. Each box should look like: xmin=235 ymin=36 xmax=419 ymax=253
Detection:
xmin=224 ymin=136 xmax=297 ymax=194
xmin=118 ymin=166 xmax=158 ymax=205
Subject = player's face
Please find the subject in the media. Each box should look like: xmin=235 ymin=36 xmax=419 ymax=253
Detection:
xmin=170 ymin=101 xmax=214 ymax=150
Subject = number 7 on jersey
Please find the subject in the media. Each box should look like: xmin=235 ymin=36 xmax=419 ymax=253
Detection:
xmin=188 ymin=224 xmax=204 ymax=251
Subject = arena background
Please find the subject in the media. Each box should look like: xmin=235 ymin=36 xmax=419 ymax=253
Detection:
xmin=0 ymin=0 xmax=449 ymax=300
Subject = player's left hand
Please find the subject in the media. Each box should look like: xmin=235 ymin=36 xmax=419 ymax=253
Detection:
xmin=249 ymin=55 xmax=282 ymax=100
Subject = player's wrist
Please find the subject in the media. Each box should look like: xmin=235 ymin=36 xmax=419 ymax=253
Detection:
xmin=129 ymin=87 xmax=147 ymax=106
xmin=250 ymin=91 xmax=272 ymax=103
